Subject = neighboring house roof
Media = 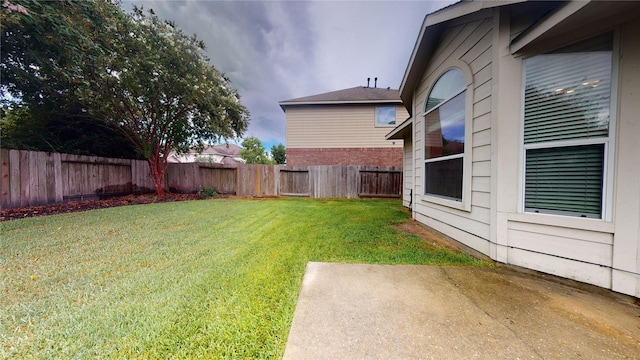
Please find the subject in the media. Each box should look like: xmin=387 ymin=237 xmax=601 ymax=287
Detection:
xmin=220 ymin=155 xmax=240 ymax=166
xmin=200 ymin=143 xmax=242 ymax=157
xmin=279 ymin=86 xmax=401 ymax=110
xmin=168 ymin=143 xmax=243 ymax=164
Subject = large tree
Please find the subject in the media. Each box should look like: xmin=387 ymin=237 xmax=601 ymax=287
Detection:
xmin=1 ymin=1 xmax=138 ymax=157
xmin=1 ymin=1 xmax=249 ymax=196
xmin=271 ymin=143 xmax=286 ymax=165
xmin=87 ymin=6 xmax=249 ymax=195
xmin=0 ymin=104 xmax=139 ymax=158
xmin=240 ymin=137 xmax=271 ymax=164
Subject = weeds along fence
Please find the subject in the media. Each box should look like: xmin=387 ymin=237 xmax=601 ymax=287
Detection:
xmin=1 ymin=149 xmax=402 ymax=209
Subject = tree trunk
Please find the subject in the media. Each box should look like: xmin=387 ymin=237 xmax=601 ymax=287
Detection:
xmin=147 ymin=152 xmax=165 ymax=197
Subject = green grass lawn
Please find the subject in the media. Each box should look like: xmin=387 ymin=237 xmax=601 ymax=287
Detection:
xmin=1 ymin=198 xmax=488 ymax=359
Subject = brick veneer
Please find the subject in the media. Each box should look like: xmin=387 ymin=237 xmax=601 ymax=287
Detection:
xmin=287 ymin=148 xmax=403 ymax=167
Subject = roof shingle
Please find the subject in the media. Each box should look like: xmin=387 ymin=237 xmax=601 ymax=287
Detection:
xmin=279 ymin=86 xmax=401 ymax=108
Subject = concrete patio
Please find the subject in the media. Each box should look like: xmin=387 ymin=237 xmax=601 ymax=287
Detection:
xmin=284 ymin=262 xmax=640 ymax=359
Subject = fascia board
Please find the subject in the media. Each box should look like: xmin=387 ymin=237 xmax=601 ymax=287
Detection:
xmin=400 ymin=1 xmax=524 ymax=113
xmin=511 ymin=0 xmax=592 ymax=55
xmin=279 ymin=100 xmax=402 ymax=107
xmin=386 ymin=117 xmax=413 ymax=140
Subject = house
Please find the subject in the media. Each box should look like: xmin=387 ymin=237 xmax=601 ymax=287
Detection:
xmin=279 ymin=82 xmax=408 ymax=166
xmin=167 ymin=143 xmax=243 ymax=165
xmin=387 ymin=0 xmax=640 ymax=297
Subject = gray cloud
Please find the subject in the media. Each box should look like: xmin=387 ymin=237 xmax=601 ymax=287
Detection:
xmin=125 ymin=0 xmax=455 ymax=149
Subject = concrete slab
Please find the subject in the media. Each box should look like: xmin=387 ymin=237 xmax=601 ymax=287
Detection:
xmin=284 ymin=262 xmax=640 ymax=360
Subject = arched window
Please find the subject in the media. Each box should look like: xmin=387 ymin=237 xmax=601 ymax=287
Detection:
xmin=424 ymin=67 xmax=466 ymax=201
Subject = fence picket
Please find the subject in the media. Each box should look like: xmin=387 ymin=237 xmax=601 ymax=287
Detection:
xmin=1 ymin=149 xmax=10 ymax=208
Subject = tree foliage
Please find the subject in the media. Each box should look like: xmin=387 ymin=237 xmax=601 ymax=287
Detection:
xmin=240 ymin=137 xmax=271 ymax=164
xmin=86 ymin=6 xmax=250 ymax=195
xmin=271 ymin=143 xmax=286 ymax=164
xmin=1 ymin=1 xmax=250 ymax=196
xmin=1 ymin=0 xmax=138 ymax=157
xmin=0 ymin=105 xmax=139 ymax=158
xmin=1 ymin=1 xmax=129 ymax=104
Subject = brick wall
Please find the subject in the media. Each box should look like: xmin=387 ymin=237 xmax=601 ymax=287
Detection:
xmin=287 ymin=147 xmax=403 ymax=167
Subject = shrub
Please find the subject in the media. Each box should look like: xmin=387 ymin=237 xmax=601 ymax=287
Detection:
xmin=200 ymin=186 xmax=218 ymax=199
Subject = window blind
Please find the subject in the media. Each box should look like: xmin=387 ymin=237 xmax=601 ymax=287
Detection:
xmin=525 ymin=145 xmax=604 ymax=217
xmin=524 ymin=52 xmax=611 ymax=144
xmin=522 ymin=34 xmax=613 ymax=219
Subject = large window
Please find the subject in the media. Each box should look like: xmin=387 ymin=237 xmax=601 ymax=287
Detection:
xmin=523 ymin=34 xmax=613 ymax=218
xmin=424 ymin=68 xmax=466 ymax=201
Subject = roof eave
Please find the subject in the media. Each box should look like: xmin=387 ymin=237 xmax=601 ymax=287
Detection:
xmin=279 ymin=99 xmax=403 ymax=111
xmin=511 ymin=0 xmax=640 ymax=56
xmin=386 ymin=117 xmax=413 ymax=140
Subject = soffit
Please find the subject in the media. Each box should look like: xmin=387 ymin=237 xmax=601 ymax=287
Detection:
xmin=386 ymin=118 xmax=413 ymax=140
xmin=512 ymin=1 xmax=640 ymax=56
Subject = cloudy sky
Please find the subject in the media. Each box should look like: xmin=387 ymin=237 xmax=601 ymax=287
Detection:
xmin=124 ymin=0 xmax=457 ymax=150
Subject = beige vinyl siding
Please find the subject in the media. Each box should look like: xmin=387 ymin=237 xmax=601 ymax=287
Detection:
xmin=286 ymin=105 xmax=407 ymax=149
xmin=412 ymin=15 xmax=494 ymax=245
xmin=611 ymin=18 xmax=640 ymax=296
xmin=494 ymin=17 xmax=640 ymax=296
xmin=506 ymin=247 xmax=611 ymax=288
xmin=507 ymin=221 xmax=613 ymax=266
xmin=403 ymin=3 xmax=640 ymax=296
xmin=402 ymin=136 xmax=413 ymax=208
xmin=503 ymin=216 xmax=615 ymax=288
xmin=414 ymin=211 xmax=491 ymax=256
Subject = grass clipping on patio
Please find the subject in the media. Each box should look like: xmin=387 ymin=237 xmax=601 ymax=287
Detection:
xmin=1 ymin=198 xmax=488 ymax=358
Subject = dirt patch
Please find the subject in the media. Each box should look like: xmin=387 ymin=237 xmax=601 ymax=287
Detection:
xmin=0 ymin=193 xmax=204 ymax=221
xmin=394 ymin=218 xmax=463 ymax=253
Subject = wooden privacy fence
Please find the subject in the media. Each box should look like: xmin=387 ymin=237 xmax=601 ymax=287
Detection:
xmin=279 ymin=166 xmax=402 ymax=199
xmin=0 ymin=149 xmax=156 ymax=209
xmin=1 ymin=149 xmax=402 ymax=209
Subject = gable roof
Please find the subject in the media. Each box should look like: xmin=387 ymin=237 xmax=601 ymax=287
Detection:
xmin=200 ymin=143 xmax=242 ymax=157
xmin=399 ymin=0 xmax=640 ymax=114
xmin=279 ymin=86 xmax=401 ymax=110
xmin=400 ymin=0 xmax=524 ymax=113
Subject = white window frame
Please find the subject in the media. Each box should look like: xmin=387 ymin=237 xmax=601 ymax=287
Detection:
xmin=518 ymin=33 xmax=619 ymax=221
xmin=421 ymin=61 xmax=474 ymax=212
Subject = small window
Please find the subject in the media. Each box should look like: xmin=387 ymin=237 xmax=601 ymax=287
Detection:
xmin=522 ymin=34 xmax=613 ymax=218
xmin=424 ymin=68 xmax=466 ymax=201
xmin=376 ymin=106 xmax=396 ymax=126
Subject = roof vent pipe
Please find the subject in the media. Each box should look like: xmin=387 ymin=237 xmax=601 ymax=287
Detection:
xmin=367 ymin=78 xmax=370 ymax=88
xmin=374 ymin=77 xmax=377 ymax=88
